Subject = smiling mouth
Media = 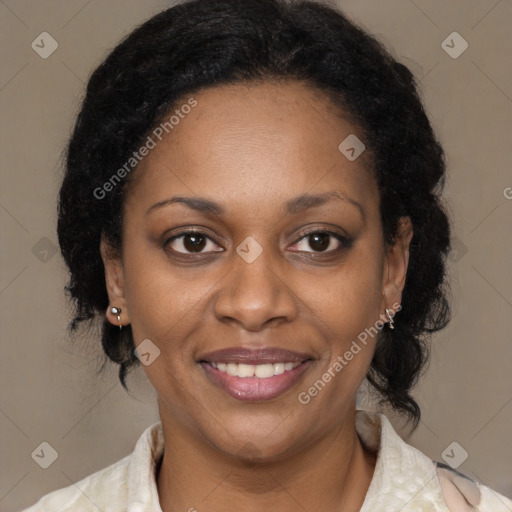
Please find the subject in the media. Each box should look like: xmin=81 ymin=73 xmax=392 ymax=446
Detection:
xmin=206 ymin=361 xmax=302 ymax=378
xmin=196 ymin=346 xmax=314 ymax=401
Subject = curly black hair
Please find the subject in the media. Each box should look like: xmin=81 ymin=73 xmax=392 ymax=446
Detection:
xmin=57 ymin=0 xmax=451 ymax=428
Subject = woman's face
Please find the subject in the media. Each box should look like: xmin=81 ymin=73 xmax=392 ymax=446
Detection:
xmin=102 ymin=80 xmax=412 ymax=460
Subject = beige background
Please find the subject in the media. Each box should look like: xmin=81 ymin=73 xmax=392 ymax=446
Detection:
xmin=1 ymin=1 xmax=511 ymax=510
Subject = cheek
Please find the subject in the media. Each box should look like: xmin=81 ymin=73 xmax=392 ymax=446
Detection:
xmin=121 ymin=247 xmax=207 ymax=404
xmin=121 ymin=237 xmax=208 ymax=348
xmin=297 ymin=242 xmax=384 ymax=405
xmin=295 ymin=255 xmax=382 ymax=415
xmin=303 ymin=244 xmax=384 ymax=340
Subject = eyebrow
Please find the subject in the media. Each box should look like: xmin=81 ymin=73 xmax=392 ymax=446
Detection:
xmin=145 ymin=190 xmax=365 ymax=220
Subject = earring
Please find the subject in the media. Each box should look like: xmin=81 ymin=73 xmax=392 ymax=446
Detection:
xmin=385 ymin=308 xmax=395 ymax=330
xmin=111 ymin=306 xmax=122 ymax=330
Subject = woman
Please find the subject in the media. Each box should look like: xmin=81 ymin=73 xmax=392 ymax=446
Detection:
xmin=22 ymin=0 xmax=511 ymax=510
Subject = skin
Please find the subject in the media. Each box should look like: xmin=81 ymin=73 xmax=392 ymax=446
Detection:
xmin=101 ymin=80 xmax=413 ymax=512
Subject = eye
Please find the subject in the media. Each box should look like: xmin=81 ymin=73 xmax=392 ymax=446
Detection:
xmin=165 ymin=229 xmax=223 ymax=254
xmin=289 ymin=229 xmax=351 ymax=254
xmin=164 ymin=228 xmax=351 ymax=256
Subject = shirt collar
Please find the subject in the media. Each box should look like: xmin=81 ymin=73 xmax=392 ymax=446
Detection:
xmin=357 ymin=409 xmax=445 ymax=511
xmin=124 ymin=409 xmax=443 ymax=512
xmin=126 ymin=420 xmax=164 ymax=512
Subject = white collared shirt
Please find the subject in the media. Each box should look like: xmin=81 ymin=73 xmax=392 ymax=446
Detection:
xmin=21 ymin=409 xmax=512 ymax=511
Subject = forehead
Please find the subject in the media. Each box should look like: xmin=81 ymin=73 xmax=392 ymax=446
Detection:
xmin=125 ymin=80 xmax=378 ymax=218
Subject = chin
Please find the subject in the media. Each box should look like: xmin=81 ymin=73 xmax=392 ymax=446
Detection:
xmin=201 ymin=414 xmax=308 ymax=463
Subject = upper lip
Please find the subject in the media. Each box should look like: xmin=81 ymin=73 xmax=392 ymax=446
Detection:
xmin=198 ymin=347 xmax=313 ymax=365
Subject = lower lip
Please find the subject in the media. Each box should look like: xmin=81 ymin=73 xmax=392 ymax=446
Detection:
xmin=200 ymin=361 xmax=312 ymax=401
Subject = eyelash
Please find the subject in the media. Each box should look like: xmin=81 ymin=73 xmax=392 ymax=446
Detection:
xmin=164 ymin=227 xmax=352 ymax=256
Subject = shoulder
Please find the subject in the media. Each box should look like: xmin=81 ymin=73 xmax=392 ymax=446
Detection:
xmin=356 ymin=409 xmax=512 ymax=512
xmin=19 ymin=454 xmax=131 ymax=512
xmin=434 ymin=461 xmax=512 ymax=512
xmin=20 ymin=421 xmax=164 ymax=512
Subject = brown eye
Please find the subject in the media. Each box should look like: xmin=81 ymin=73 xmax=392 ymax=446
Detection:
xmin=307 ymin=232 xmax=330 ymax=252
xmin=290 ymin=229 xmax=351 ymax=254
xmin=165 ymin=230 xmax=222 ymax=254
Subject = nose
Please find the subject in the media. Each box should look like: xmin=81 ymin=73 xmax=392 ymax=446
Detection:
xmin=213 ymin=241 xmax=298 ymax=332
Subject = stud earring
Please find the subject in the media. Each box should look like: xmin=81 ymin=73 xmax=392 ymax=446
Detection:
xmin=385 ymin=308 xmax=395 ymax=330
xmin=111 ymin=306 xmax=122 ymax=330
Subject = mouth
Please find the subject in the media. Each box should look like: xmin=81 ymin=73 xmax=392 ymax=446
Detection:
xmin=197 ymin=347 xmax=314 ymax=402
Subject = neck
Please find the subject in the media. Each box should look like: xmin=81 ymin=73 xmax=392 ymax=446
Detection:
xmin=156 ymin=408 xmax=376 ymax=512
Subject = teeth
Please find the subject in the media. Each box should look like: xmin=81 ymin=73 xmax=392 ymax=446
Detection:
xmin=238 ymin=363 xmax=255 ymax=377
xmin=226 ymin=363 xmax=238 ymax=376
xmin=210 ymin=361 xmax=301 ymax=378
xmin=273 ymin=362 xmax=285 ymax=375
xmin=255 ymin=364 xmax=274 ymax=378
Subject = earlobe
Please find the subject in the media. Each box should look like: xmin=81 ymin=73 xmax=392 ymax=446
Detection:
xmin=381 ymin=216 xmax=414 ymax=309
xmin=100 ymin=234 xmax=131 ymax=327
xmin=106 ymin=305 xmax=129 ymax=330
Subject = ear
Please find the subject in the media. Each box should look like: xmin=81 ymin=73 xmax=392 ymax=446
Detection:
xmin=381 ymin=216 xmax=414 ymax=314
xmin=100 ymin=233 xmax=131 ymax=327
